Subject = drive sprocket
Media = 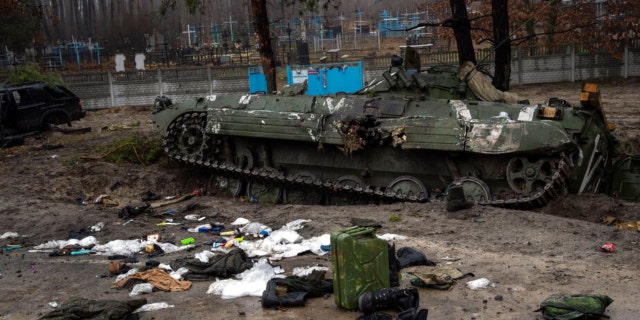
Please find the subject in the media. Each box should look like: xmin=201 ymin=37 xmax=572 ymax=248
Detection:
xmin=164 ymin=112 xmax=209 ymax=160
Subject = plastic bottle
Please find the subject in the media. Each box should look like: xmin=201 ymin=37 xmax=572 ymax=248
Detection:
xmin=198 ymin=226 xmax=223 ymax=233
xmin=180 ymin=237 xmax=195 ymax=245
xmin=70 ymin=249 xmax=93 ymax=256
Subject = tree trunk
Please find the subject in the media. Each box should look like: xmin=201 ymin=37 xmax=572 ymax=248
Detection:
xmin=450 ymin=0 xmax=476 ymax=65
xmin=522 ymin=0 xmax=536 ymax=49
xmin=546 ymin=0 xmax=562 ymax=45
xmin=251 ymin=0 xmax=276 ymax=93
xmin=492 ymin=0 xmax=511 ymax=91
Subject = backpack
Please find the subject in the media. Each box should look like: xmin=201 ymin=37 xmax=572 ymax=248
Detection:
xmin=535 ymin=293 xmax=613 ymax=320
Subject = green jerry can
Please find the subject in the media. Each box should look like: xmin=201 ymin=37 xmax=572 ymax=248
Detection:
xmin=331 ymin=226 xmax=390 ymax=310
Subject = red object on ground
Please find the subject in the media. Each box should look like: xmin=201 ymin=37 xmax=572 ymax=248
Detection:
xmin=600 ymin=243 xmax=615 ymax=253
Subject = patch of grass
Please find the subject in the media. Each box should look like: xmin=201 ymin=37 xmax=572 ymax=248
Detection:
xmin=63 ymin=155 xmax=82 ymax=167
xmin=388 ymin=213 xmax=402 ymax=222
xmin=96 ymin=133 xmax=163 ymax=165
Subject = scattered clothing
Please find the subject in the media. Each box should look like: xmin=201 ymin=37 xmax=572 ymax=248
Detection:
xmin=397 ymin=247 xmax=435 ymax=269
xmin=535 ymin=293 xmax=613 ymax=320
xmin=409 ymin=266 xmax=474 ymax=290
xmin=170 ymin=247 xmax=253 ymax=281
xmin=108 ymin=261 xmax=132 ymax=276
xmin=140 ymin=191 xmax=161 ymax=202
xmin=39 ymin=297 xmax=147 ymax=319
xmin=113 ymin=269 xmax=192 ymax=292
xmin=262 ymin=269 xmax=333 ymax=308
xmin=118 ymin=203 xmax=150 ymax=219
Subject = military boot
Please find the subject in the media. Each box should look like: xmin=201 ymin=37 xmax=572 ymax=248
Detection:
xmin=358 ymin=287 xmax=420 ymax=314
xmin=446 ymin=183 xmax=474 ymax=212
xmin=397 ymin=307 xmax=429 ymax=320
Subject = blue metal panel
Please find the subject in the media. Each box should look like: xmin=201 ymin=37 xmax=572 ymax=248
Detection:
xmin=286 ymin=62 xmax=363 ymax=96
xmin=248 ymin=66 xmax=267 ymax=94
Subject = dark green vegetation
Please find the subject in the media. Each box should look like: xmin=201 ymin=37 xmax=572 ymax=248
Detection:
xmin=3 ymin=62 xmax=62 ymax=87
xmin=96 ymin=133 xmax=163 ymax=166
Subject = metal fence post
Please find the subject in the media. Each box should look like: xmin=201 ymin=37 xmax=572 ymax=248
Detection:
xmin=158 ymin=69 xmax=163 ymax=97
xmin=516 ymin=46 xmax=523 ymax=86
xmin=108 ymin=71 xmax=115 ymax=107
xmin=623 ymin=43 xmax=629 ymax=79
xmin=208 ymin=66 xmax=213 ymax=95
xmin=570 ymin=43 xmax=576 ymax=83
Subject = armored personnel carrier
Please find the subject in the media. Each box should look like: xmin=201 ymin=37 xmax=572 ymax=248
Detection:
xmin=152 ymin=54 xmax=639 ymax=208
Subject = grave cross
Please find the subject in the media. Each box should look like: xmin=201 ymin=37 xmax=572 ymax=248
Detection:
xmin=335 ymin=12 xmax=346 ymax=35
xmin=182 ymin=24 xmax=196 ymax=47
xmin=224 ymin=16 xmax=237 ymax=42
xmin=210 ymin=24 xmax=220 ymax=44
xmin=71 ymin=37 xmax=82 ymax=69
xmin=93 ymin=43 xmax=104 ymax=65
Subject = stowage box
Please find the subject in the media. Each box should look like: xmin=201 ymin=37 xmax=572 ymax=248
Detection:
xmin=331 ymin=227 xmax=390 ymax=310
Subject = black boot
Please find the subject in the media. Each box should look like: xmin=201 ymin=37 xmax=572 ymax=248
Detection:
xmin=358 ymin=287 xmax=419 ymax=314
xmin=388 ymin=243 xmax=400 ymax=287
xmin=397 ymin=307 xmax=428 ymax=320
xmin=446 ymin=184 xmax=474 ymax=212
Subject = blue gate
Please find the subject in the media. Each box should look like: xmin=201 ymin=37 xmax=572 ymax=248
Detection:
xmin=248 ymin=66 xmax=268 ymax=94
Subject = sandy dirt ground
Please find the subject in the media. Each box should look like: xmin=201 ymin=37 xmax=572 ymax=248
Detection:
xmin=1 ymin=79 xmax=640 ymax=320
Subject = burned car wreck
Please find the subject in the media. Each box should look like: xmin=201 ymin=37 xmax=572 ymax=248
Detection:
xmin=151 ymin=53 xmax=640 ymax=208
xmin=0 ymin=81 xmax=86 ymax=147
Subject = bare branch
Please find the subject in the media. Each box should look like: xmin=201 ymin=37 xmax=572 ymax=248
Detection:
xmin=510 ymin=21 xmax=599 ymax=46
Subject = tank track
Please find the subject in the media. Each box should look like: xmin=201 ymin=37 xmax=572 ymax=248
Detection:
xmin=481 ymin=153 xmax=571 ymax=209
xmin=163 ymin=112 xmax=572 ymax=210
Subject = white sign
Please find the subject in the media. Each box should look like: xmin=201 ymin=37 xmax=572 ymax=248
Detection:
xmin=292 ymin=69 xmax=308 ymax=84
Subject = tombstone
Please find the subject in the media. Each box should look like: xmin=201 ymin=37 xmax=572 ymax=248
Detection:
xmin=135 ymin=53 xmax=146 ymax=70
xmin=115 ymin=54 xmax=126 ymax=72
